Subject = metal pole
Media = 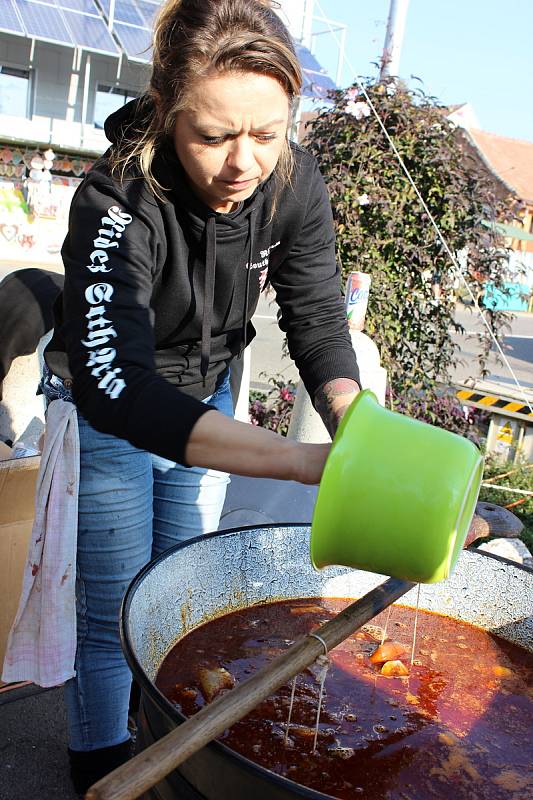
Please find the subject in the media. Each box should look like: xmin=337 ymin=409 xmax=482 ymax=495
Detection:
xmin=380 ymin=0 xmax=410 ymax=80
xmin=108 ymin=0 xmax=116 ymax=31
xmin=302 ymin=0 xmax=315 ymax=47
xmin=81 ymin=53 xmax=91 ymax=147
xmin=336 ymin=25 xmax=346 ymax=86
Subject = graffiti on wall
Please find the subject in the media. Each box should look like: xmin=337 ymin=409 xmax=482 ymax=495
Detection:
xmin=0 ymin=176 xmax=81 ymax=264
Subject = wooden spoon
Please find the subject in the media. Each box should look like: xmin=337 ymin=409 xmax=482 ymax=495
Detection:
xmin=86 ymin=577 xmax=415 ymax=800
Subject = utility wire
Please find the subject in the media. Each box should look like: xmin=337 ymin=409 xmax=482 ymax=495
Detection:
xmin=313 ymin=0 xmax=532 ymax=415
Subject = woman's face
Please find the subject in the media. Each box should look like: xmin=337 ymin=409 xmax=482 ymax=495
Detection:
xmin=174 ymin=71 xmax=290 ymax=213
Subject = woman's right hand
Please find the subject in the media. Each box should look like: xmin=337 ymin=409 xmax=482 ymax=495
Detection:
xmin=291 ymin=442 xmax=331 ymax=485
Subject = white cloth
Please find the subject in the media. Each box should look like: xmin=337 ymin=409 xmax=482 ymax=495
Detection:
xmin=2 ymin=399 xmax=80 ymax=688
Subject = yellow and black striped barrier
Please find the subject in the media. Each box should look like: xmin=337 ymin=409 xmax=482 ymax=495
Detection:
xmin=456 ymin=387 xmax=533 ymax=422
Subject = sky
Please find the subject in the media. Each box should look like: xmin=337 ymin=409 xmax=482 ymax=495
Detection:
xmin=311 ymin=0 xmax=533 ymax=143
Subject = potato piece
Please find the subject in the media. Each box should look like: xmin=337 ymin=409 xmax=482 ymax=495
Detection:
xmin=381 ymin=660 xmax=409 ymax=677
xmin=492 ymin=665 xmax=513 ymax=678
xmin=369 ymin=641 xmax=407 ymax=664
xmin=198 ymin=667 xmax=235 ymax=703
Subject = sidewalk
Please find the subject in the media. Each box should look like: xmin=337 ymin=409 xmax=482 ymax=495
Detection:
xmin=0 ymin=682 xmax=77 ymax=800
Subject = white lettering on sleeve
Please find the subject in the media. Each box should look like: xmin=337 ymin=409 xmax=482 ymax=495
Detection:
xmin=81 ymin=207 xmax=133 ymax=398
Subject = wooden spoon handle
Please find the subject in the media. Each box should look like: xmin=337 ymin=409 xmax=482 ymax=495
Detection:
xmin=86 ymin=577 xmax=414 ymax=800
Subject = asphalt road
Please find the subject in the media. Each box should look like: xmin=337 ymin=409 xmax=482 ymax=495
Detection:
xmin=251 ymin=292 xmax=533 ymax=393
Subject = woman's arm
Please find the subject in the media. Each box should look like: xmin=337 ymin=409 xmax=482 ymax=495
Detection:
xmin=185 ymin=410 xmax=330 ymax=485
xmin=269 ymin=154 xmax=360 ymax=411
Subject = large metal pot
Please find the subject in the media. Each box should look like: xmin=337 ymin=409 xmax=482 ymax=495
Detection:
xmin=121 ymin=524 xmax=533 ymax=800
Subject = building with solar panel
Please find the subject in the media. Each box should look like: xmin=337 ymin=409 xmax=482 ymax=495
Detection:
xmin=0 ymin=0 xmax=341 ymax=271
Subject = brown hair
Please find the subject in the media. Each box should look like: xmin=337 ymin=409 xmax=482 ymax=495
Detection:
xmin=110 ymin=0 xmax=302 ymax=203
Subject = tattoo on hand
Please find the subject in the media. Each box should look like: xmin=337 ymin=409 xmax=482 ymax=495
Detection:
xmin=314 ymin=378 xmax=359 ymax=438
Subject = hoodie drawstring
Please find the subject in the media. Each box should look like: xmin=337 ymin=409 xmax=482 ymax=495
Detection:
xmin=200 ymin=215 xmax=217 ymax=383
xmin=241 ymin=207 xmax=257 ymax=356
xmin=200 ymin=206 xmax=259 ymax=383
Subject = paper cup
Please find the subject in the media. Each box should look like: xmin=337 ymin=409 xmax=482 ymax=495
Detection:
xmin=310 ymin=390 xmax=483 ymax=583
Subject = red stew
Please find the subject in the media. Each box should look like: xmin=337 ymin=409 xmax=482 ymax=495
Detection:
xmin=156 ymin=599 xmax=533 ymax=799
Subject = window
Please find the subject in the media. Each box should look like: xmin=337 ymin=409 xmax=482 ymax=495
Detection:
xmin=94 ymin=85 xmax=140 ymax=129
xmin=0 ymin=66 xmax=31 ymax=117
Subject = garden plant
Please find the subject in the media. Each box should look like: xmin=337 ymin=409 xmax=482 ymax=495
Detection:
xmin=302 ymin=77 xmax=521 ymax=397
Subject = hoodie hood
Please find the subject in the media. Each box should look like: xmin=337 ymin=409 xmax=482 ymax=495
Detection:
xmin=104 ymin=95 xmax=152 ymax=146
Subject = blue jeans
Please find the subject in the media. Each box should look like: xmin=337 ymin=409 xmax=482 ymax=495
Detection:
xmin=42 ymin=368 xmax=233 ymax=750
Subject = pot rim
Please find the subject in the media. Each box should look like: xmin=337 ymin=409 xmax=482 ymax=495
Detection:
xmin=120 ymin=523 xmax=533 ymax=800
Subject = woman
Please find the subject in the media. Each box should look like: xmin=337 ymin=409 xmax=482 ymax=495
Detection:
xmin=43 ymin=0 xmax=360 ymax=791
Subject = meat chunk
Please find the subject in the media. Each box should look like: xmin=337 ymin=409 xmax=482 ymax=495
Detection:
xmin=198 ymin=667 xmax=235 ymax=703
xmin=369 ymin=641 xmax=407 ymax=665
xmin=360 ymin=624 xmax=385 ymax=641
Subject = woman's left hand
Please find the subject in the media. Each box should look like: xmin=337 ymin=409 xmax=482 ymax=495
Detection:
xmin=314 ymin=378 xmax=360 ymax=438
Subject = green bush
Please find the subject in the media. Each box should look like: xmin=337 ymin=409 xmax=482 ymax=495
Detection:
xmin=388 ymin=386 xmax=489 ymax=445
xmin=303 ymin=78 xmax=521 ymax=393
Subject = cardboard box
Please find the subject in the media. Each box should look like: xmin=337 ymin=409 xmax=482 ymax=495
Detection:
xmin=0 ymin=448 xmax=40 ymax=679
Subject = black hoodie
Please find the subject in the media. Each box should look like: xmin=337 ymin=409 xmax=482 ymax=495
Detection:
xmin=45 ymin=100 xmax=360 ymax=464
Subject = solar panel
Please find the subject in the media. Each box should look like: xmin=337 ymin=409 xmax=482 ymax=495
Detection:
xmin=135 ymin=0 xmax=157 ymax=26
xmin=294 ymin=43 xmax=330 ymax=76
xmin=56 ymin=0 xmax=98 ymax=12
xmin=294 ymin=43 xmax=336 ymax=100
xmin=301 ymin=74 xmax=336 ymax=100
xmin=113 ymin=21 xmax=151 ymax=61
xmin=113 ymin=0 xmax=144 ymax=26
xmin=3 ymin=0 xmax=334 ymax=98
xmin=16 ymin=0 xmax=73 ymax=45
xmin=62 ymin=9 xmax=119 ymax=54
xmin=0 ymin=0 xmax=25 ymax=35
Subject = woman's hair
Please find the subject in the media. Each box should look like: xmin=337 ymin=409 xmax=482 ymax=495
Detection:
xmin=110 ymin=0 xmax=302 ymax=202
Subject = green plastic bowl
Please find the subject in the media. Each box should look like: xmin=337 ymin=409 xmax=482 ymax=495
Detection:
xmin=310 ymin=390 xmax=483 ymax=583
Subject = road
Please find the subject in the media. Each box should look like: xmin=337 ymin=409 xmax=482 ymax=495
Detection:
xmin=251 ymin=292 xmax=533 ymax=395
xmin=451 ymin=305 xmax=533 ymax=391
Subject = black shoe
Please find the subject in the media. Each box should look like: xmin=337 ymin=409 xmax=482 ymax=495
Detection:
xmin=68 ymin=738 xmax=133 ymax=795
